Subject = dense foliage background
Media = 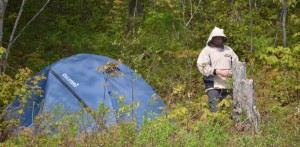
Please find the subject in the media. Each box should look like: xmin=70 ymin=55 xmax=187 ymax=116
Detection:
xmin=0 ymin=0 xmax=299 ymax=146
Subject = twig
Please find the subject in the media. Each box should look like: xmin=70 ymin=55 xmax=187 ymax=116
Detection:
xmin=185 ymin=0 xmax=201 ymax=28
xmin=10 ymin=0 xmax=51 ymax=49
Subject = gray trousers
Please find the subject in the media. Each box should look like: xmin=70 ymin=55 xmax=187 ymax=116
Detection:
xmin=207 ymin=89 xmax=232 ymax=112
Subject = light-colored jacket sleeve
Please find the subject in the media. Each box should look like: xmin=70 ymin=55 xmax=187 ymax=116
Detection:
xmin=197 ymin=49 xmax=214 ymax=76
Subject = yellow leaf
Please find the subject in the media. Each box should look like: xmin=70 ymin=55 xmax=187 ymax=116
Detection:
xmin=18 ymin=109 xmax=24 ymax=114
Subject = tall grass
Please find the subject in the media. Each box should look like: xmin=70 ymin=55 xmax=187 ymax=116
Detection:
xmin=2 ymin=103 xmax=298 ymax=147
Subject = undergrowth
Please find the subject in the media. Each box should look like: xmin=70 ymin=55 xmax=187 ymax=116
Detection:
xmin=0 ymin=43 xmax=299 ymax=146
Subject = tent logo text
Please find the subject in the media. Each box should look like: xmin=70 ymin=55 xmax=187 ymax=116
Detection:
xmin=62 ymin=73 xmax=79 ymax=87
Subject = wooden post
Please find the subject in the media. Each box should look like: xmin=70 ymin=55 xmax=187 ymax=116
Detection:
xmin=232 ymin=61 xmax=261 ymax=133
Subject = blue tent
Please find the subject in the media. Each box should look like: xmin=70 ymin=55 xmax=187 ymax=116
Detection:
xmin=9 ymin=54 xmax=165 ymax=131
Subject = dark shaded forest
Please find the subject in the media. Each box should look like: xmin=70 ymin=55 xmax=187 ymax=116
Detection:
xmin=0 ymin=0 xmax=299 ymax=146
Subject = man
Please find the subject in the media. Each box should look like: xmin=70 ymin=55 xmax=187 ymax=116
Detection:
xmin=197 ymin=26 xmax=239 ymax=112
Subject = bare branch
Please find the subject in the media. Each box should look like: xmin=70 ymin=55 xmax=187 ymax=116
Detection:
xmin=6 ymin=0 xmax=27 ymax=54
xmin=1 ymin=0 xmax=51 ymax=73
xmin=185 ymin=0 xmax=201 ymax=28
xmin=11 ymin=0 xmax=51 ymax=49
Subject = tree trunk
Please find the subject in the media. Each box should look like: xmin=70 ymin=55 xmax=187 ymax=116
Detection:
xmin=248 ymin=0 xmax=253 ymax=54
xmin=282 ymin=0 xmax=287 ymax=47
xmin=232 ymin=61 xmax=261 ymax=134
xmin=0 ymin=0 xmax=27 ymax=73
xmin=129 ymin=0 xmax=143 ymax=17
xmin=0 ymin=0 xmax=8 ymax=47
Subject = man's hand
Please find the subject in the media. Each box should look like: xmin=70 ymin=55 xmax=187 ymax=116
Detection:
xmin=216 ymin=69 xmax=231 ymax=77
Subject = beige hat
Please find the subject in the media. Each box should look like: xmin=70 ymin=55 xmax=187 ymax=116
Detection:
xmin=207 ymin=26 xmax=227 ymax=46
